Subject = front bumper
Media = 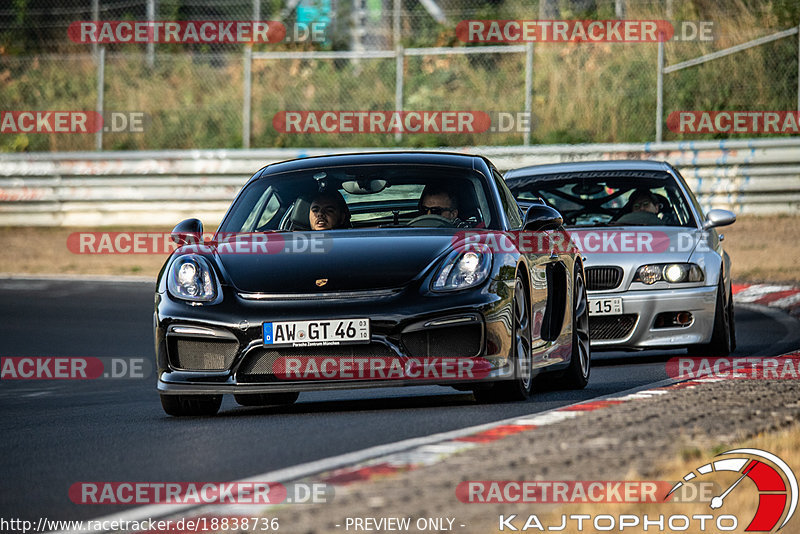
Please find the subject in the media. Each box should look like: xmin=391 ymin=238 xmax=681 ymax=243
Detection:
xmin=589 ymin=285 xmax=717 ymax=350
xmin=155 ymin=283 xmax=518 ymax=394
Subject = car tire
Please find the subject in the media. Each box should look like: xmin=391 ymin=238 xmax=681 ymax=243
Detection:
xmin=556 ymin=266 xmax=591 ymax=389
xmin=160 ymin=394 xmax=222 ymax=416
xmin=474 ymin=276 xmax=533 ymax=402
xmin=234 ymin=392 xmax=300 ymax=407
xmin=687 ymin=278 xmax=734 ymax=357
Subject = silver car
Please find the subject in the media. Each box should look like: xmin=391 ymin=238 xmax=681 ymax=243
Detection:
xmin=505 ymin=160 xmax=736 ymax=356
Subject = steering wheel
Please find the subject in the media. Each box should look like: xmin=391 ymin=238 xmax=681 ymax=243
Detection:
xmin=406 ymin=214 xmax=455 ymax=228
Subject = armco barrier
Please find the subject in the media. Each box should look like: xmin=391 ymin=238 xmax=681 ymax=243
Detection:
xmin=0 ymin=138 xmax=798 ymax=226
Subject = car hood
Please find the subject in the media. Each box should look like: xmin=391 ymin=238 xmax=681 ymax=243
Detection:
xmin=211 ymin=230 xmax=457 ymax=294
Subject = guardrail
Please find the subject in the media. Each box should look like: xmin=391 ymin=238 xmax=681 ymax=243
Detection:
xmin=1 ymin=138 xmax=798 ymax=226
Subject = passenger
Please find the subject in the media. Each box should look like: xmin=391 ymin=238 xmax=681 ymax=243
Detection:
xmin=308 ymin=190 xmax=351 ymax=230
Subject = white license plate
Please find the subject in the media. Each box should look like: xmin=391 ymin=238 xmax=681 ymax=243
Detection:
xmin=589 ymin=298 xmax=623 ymax=316
xmin=263 ymin=318 xmax=370 ymax=347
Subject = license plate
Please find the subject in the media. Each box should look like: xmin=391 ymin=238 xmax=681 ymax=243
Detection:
xmin=263 ymin=318 xmax=370 ymax=347
xmin=589 ymin=298 xmax=623 ymax=316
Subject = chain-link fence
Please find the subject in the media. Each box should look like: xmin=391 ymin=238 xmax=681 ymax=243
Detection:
xmin=1 ymin=0 xmax=799 ymax=151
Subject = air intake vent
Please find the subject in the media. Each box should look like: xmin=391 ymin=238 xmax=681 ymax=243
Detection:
xmin=168 ymin=338 xmax=238 ymax=370
xmin=589 ymin=314 xmax=638 ymax=340
xmin=585 ymin=266 xmax=623 ymax=291
xmin=238 ymin=344 xmax=397 ymax=382
xmin=401 ymin=324 xmax=483 ymax=358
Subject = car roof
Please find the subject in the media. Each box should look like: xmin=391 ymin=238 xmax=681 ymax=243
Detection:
xmin=504 ymin=159 xmax=673 ymax=180
xmin=256 ymin=151 xmax=492 ymax=178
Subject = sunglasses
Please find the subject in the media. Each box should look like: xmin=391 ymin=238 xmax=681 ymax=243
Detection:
xmin=419 ymin=205 xmax=455 ymax=216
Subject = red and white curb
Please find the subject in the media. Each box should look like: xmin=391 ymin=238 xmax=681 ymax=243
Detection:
xmin=733 ymin=283 xmax=800 ymax=316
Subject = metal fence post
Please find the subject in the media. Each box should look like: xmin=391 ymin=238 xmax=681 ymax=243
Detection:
xmin=524 ymin=42 xmax=534 ymax=146
xmin=393 ymin=0 xmax=401 ymax=48
xmin=91 ymin=0 xmax=99 ymax=59
xmin=146 ymin=0 xmax=155 ymax=69
xmin=243 ymin=46 xmax=252 ymax=149
xmin=655 ymin=38 xmax=664 ymax=143
xmin=96 ymin=47 xmax=105 ymax=151
xmin=395 ymin=45 xmax=404 ymax=144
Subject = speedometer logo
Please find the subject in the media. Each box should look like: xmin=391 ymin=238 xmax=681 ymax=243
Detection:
xmin=667 ymin=448 xmax=798 ymax=532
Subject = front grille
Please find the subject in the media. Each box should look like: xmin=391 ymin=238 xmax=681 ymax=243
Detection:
xmin=586 ymin=266 xmax=623 ymax=291
xmin=589 ymin=314 xmax=638 ymax=340
xmin=401 ymin=324 xmax=483 ymax=358
xmin=238 ymin=343 xmax=397 ymax=382
xmin=168 ymin=338 xmax=239 ymax=370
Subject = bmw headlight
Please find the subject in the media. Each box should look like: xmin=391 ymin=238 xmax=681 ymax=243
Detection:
xmin=432 ymin=245 xmax=492 ymax=292
xmin=167 ymin=255 xmax=218 ymax=302
xmin=634 ymin=263 xmax=704 ymax=285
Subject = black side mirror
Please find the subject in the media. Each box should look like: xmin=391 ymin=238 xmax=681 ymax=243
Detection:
xmin=522 ymin=205 xmax=563 ymax=231
xmin=171 ymin=218 xmax=204 ymax=246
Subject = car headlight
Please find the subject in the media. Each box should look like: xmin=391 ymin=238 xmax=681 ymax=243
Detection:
xmin=634 ymin=263 xmax=704 ymax=285
xmin=432 ymin=245 xmax=492 ymax=292
xmin=167 ymin=255 xmax=218 ymax=302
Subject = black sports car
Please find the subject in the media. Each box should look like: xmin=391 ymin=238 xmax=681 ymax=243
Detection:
xmin=154 ymin=152 xmax=589 ymax=416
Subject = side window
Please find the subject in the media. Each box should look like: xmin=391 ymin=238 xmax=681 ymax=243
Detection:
xmin=493 ymin=169 xmax=523 ymax=229
xmin=672 ymin=169 xmax=702 ymax=225
xmin=240 ymin=188 xmax=280 ymax=231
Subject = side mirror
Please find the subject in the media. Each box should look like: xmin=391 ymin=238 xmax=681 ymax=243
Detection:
xmin=703 ymin=209 xmax=736 ymax=230
xmin=171 ymin=218 xmax=204 ymax=246
xmin=522 ymin=204 xmax=563 ymax=231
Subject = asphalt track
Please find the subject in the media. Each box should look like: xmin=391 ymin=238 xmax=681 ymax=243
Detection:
xmin=1 ymin=278 xmax=799 ymax=527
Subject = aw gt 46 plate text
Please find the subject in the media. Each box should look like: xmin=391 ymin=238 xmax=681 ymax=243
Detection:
xmin=589 ymin=297 xmax=623 ymax=316
xmin=263 ymin=319 xmax=370 ymax=347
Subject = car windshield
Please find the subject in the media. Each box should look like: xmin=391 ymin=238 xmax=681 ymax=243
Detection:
xmin=509 ymin=172 xmax=696 ymax=227
xmin=219 ymin=164 xmax=498 ymax=232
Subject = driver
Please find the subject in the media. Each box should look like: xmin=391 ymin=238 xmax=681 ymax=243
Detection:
xmin=616 ymin=189 xmax=663 ymax=225
xmin=308 ymin=190 xmax=351 ymax=230
xmin=629 ymin=189 xmax=661 ymax=214
xmin=418 ymin=185 xmax=459 ymax=221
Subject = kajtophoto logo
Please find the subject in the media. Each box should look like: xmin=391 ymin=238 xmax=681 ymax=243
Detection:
xmin=667 ymin=448 xmax=798 ymax=532
xmin=493 ymin=449 xmax=797 ymax=531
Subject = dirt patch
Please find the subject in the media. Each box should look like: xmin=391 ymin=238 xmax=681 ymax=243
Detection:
xmin=721 ymin=215 xmax=800 ymax=283
xmin=0 ymin=217 xmax=798 ymax=282
xmin=0 ymin=226 xmax=189 ymax=278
